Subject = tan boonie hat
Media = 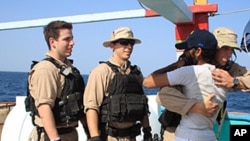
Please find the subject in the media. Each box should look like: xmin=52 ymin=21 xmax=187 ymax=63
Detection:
xmin=103 ymin=27 xmax=141 ymax=47
xmin=213 ymin=27 xmax=241 ymax=51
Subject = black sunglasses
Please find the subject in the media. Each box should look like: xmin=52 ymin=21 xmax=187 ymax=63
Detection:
xmin=114 ymin=39 xmax=135 ymax=46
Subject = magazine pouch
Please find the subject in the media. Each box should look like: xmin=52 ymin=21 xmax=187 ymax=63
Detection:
xmin=109 ymin=93 xmax=147 ymax=122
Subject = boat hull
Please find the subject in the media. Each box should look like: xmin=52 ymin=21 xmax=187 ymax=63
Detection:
xmin=213 ymin=112 xmax=250 ymax=141
xmin=1 ymin=96 xmax=161 ymax=141
xmin=1 ymin=96 xmax=250 ymax=141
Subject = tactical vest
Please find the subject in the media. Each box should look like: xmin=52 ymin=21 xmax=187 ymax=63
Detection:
xmin=100 ymin=61 xmax=148 ymax=123
xmin=25 ymin=57 xmax=85 ymax=125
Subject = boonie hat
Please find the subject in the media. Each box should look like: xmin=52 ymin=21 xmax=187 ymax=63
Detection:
xmin=213 ymin=27 xmax=241 ymax=50
xmin=175 ymin=29 xmax=217 ymax=50
xmin=103 ymin=27 xmax=141 ymax=47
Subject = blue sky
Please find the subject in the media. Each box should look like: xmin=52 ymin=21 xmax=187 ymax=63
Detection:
xmin=0 ymin=0 xmax=250 ymax=75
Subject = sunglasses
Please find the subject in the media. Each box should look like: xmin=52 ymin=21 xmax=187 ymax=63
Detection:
xmin=240 ymin=32 xmax=250 ymax=53
xmin=114 ymin=39 xmax=135 ymax=46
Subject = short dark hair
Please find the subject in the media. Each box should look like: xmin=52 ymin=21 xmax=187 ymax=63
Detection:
xmin=200 ymin=48 xmax=216 ymax=64
xmin=43 ymin=20 xmax=73 ymax=49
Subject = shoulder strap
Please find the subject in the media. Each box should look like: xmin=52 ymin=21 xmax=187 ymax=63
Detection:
xmin=26 ymin=61 xmax=39 ymax=97
xmin=99 ymin=61 xmax=119 ymax=73
xmin=99 ymin=61 xmax=141 ymax=75
xmin=30 ymin=57 xmax=64 ymax=70
xmin=30 ymin=61 xmax=39 ymax=69
xmin=43 ymin=57 xmax=63 ymax=70
xmin=43 ymin=57 xmax=73 ymax=76
xmin=130 ymin=65 xmax=141 ymax=75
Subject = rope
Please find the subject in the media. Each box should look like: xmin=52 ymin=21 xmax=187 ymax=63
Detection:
xmin=216 ymin=110 xmax=228 ymax=139
xmin=210 ymin=7 xmax=250 ymax=17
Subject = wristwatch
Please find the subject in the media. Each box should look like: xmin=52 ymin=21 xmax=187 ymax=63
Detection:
xmin=232 ymin=77 xmax=239 ymax=89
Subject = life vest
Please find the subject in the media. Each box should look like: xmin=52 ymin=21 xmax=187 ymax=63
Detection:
xmin=100 ymin=61 xmax=149 ymax=123
xmin=25 ymin=57 xmax=85 ymax=125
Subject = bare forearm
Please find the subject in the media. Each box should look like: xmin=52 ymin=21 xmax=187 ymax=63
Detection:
xmin=153 ymin=62 xmax=180 ymax=74
xmin=86 ymin=109 xmax=99 ymax=137
xmin=144 ymin=60 xmax=185 ymax=88
xmin=38 ymin=104 xmax=58 ymax=139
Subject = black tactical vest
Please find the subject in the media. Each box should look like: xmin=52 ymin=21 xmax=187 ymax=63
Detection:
xmin=100 ymin=61 xmax=148 ymax=122
xmin=25 ymin=57 xmax=85 ymax=125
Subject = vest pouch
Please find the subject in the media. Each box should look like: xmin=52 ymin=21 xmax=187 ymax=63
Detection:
xmin=126 ymin=94 xmax=147 ymax=121
xmin=60 ymin=92 xmax=83 ymax=121
xmin=109 ymin=94 xmax=147 ymax=122
xmin=109 ymin=94 xmax=126 ymax=121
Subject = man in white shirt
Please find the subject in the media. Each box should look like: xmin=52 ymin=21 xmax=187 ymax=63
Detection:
xmin=144 ymin=29 xmax=228 ymax=141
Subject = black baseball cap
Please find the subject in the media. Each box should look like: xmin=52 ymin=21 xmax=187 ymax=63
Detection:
xmin=175 ymin=29 xmax=217 ymax=50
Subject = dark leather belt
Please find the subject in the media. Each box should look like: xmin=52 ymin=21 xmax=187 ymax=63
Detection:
xmin=106 ymin=123 xmax=141 ymax=137
xmin=57 ymin=127 xmax=75 ymax=134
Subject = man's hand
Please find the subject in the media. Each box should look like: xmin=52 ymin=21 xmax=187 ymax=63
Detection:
xmin=202 ymin=94 xmax=219 ymax=117
xmin=190 ymin=94 xmax=218 ymax=117
xmin=211 ymin=69 xmax=234 ymax=88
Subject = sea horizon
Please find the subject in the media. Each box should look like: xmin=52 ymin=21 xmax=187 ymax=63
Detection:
xmin=1 ymin=71 xmax=250 ymax=114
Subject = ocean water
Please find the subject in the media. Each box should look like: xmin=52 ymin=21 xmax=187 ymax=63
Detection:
xmin=0 ymin=71 xmax=250 ymax=113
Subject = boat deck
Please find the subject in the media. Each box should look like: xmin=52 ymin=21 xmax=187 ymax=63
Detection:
xmin=0 ymin=102 xmax=16 ymax=140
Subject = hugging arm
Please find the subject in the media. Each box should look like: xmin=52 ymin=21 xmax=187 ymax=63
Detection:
xmin=156 ymin=86 xmax=218 ymax=117
xmin=144 ymin=52 xmax=218 ymax=117
xmin=143 ymin=59 xmax=185 ymax=88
